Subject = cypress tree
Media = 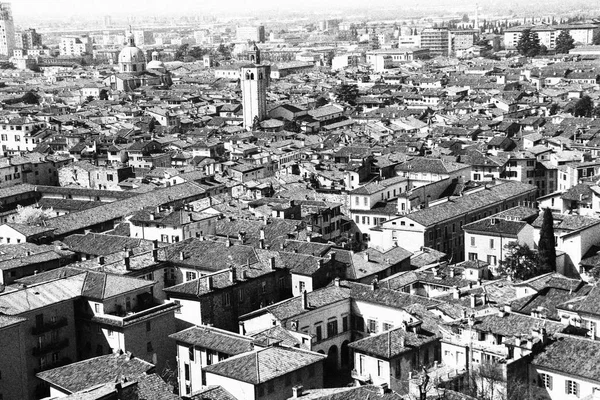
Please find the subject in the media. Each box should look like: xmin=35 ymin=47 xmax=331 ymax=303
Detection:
xmin=538 ymin=208 xmax=556 ymax=272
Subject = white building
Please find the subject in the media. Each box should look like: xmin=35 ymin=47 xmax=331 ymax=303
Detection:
xmin=241 ymin=64 xmax=269 ymax=130
xmin=60 ymin=35 xmax=93 ymax=56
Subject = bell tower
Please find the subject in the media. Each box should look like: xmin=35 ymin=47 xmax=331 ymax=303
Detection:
xmin=241 ymin=64 xmax=270 ymax=130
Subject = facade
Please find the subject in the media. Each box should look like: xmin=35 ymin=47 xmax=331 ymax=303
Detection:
xmin=420 ymin=28 xmax=450 ymax=57
xmin=17 ymin=28 xmax=42 ymax=51
xmin=60 ymin=35 xmax=92 ymax=56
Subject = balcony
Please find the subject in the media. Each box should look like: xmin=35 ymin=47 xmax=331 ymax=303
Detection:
xmin=95 ymin=302 xmax=179 ymax=328
xmin=31 ymin=317 xmax=68 ymax=335
xmin=32 ymin=338 xmax=69 ymax=357
xmin=351 ymin=369 xmax=371 ymax=382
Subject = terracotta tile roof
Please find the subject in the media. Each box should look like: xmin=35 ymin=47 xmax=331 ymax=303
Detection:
xmin=533 ymin=336 xmax=600 ymax=382
xmin=170 ymin=325 xmax=254 ymax=355
xmin=203 ymin=346 xmax=325 ymax=384
xmin=37 ymin=352 xmax=155 ymax=394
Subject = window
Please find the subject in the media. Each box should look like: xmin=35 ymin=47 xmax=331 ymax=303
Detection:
xmin=489 ymin=239 xmax=494 ymax=249
xmin=185 ymin=271 xmax=197 ymax=281
xmin=383 ymin=322 xmax=393 ymax=331
xmin=395 ymin=359 xmax=402 ymax=378
xmin=146 ymin=341 xmax=153 ymax=353
xmin=299 ymin=281 xmax=305 ymax=292
xmin=487 ymin=255 xmax=497 ymax=265
xmin=468 ymin=253 xmax=478 ymax=261
xmin=377 ymin=360 xmax=384 ymax=376
xmin=470 ymin=237 xmax=475 ymax=246
xmin=327 ymin=319 xmax=338 ymax=337
xmin=316 ymin=325 xmax=322 ymax=341
xmin=94 ymin=304 xmax=100 ymax=313
xmin=107 ymin=329 xmax=113 ymax=337
xmin=565 ymin=380 xmax=578 ymax=396
xmin=184 ymin=363 xmax=190 ymax=381
xmin=342 ymin=316 xmax=349 ymax=332
xmin=146 ymin=321 xmax=151 ymax=332
xmin=189 ymin=346 xmax=194 ymax=362
xmin=368 ymin=319 xmax=378 ymax=334
xmin=222 ymin=292 xmax=231 ymax=307
xmin=238 ymin=288 xmax=244 ymax=303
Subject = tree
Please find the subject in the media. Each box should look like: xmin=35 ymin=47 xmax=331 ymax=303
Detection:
xmin=334 ymin=83 xmax=359 ymax=105
xmin=99 ymin=89 xmax=109 ymax=101
xmin=555 ymin=30 xmax=575 ymax=54
xmin=174 ymin=44 xmax=189 ymax=61
xmin=188 ymin=46 xmax=208 ymax=60
xmin=549 ymin=103 xmax=559 ymax=115
xmin=148 ymin=117 xmax=157 ymax=133
xmin=14 ymin=205 xmax=54 ymax=225
xmin=462 ymin=13 xmax=470 ymax=23
xmin=593 ymin=30 xmax=600 ymax=45
xmin=497 ymin=242 xmax=540 ymax=281
xmin=538 ymin=208 xmax=557 ymax=272
xmin=516 ymin=29 xmax=541 ymax=57
xmin=573 ymin=95 xmax=593 ymax=117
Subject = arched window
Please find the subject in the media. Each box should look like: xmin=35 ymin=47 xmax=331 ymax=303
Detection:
xmin=259 ymin=72 xmax=263 ymax=79
xmin=245 ymin=71 xmax=251 ymax=80
xmin=132 ymin=64 xmax=137 ymax=72
xmin=250 ymin=73 xmax=255 ymax=80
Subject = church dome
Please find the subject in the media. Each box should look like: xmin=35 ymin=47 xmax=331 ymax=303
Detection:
xmin=147 ymin=50 xmax=165 ymax=72
xmin=118 ymin=32 xmax=146 ymax=75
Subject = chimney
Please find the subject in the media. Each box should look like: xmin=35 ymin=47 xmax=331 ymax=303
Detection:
xmin=99 ymin=256 xmax=105 ymax=265
xmin=239 ymin=321 xmax=246 ymax=335
xmin=152 ymin=248 xmax=159 ymax=262
xmin=259 ymin=239 xmax=265 ymax=249
xmin=453 ymin=286 xmax=460 ymax=299
xmin=371 ymin=278 xmax=379 ymax=290
xmin=260 ymin=228 xmax=265 ymax=240
xmin=153 ymin=240 xmax=159 ymax=249
xmin=206 ymin=276 xmax=213 ymax=290
xmin=470 ymin=294 xmax=477 ymax=308
xmin=270 ymin=257 xmax=276 ymax=270
xmin=149 ymin=212 xmax=155 ymax=221
xmin=399 ymin=336 xmax=405 ymax=347
xmin=482 ymin=293 xmax=488 ymax=305
xmin=124 ymin=256 xmax=131 ymax=270
xmin=449 ymin=268 xmax=455 ymax=278
xmin=301 ymin=290 xmax=309 ymax=310
xmin=334 ymin=277 xmax=341 ymax=287
xmin=363 ymin=252 xmax=370 ymax=262
xmin=292 ymin=385 xmax=303 ymax=398
xmin=229 ymin=266 xmax=237 ymax=283
xmin=330 ymin=251 xmax=336 ymax=263
xmin=226 ymin=236 xmax=232 ymax=247
xmin=378 ymin=383 xmax=389 ymax=395
xmin=179 ymin=251 xmax=185 ymax=261
xmin=241 ymin=270 xmax=248 ymax=280
xmin=317 ymin=259 xmax=323 ymax=269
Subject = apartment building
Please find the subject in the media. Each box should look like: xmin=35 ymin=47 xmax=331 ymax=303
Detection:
xmin=0 ymin=118 xmax=48 ymax=155
xmin=369 ymin=181 xmax=538 ymax=261
xmin=420 ymin=28 xmax=450 ymax=57
xmin=60 ymin=35 xmax=92 ymax=56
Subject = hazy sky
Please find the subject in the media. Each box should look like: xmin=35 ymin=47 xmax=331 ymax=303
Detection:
xmin=11 ymin=0 xmax=462 ymax=19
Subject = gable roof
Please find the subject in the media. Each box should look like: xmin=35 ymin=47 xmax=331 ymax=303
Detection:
xmin=203 ymin=346 xmax=325 ymax=384
xmin=37 ymin=352 xmax=155 ymax=394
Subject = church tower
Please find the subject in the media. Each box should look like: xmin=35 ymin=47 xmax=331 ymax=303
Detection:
xmin=241 ymin=63 xmax=270 ymax=130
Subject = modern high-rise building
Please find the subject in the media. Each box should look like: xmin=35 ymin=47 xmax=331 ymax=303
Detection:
xmin=236 ymin=25 xmax=266 ymax=43
xmin=420 ymin=27 xmax=450 ymax=57
xmin=0 ymin=3 xmax=15 ymax=57
xmin=241 ymin=63 xmax=270 ymax=130
xmin=60 ymin=35 xmax=93 ymax=56
xmin=17 ymin=28 xmax=42 ymax=51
